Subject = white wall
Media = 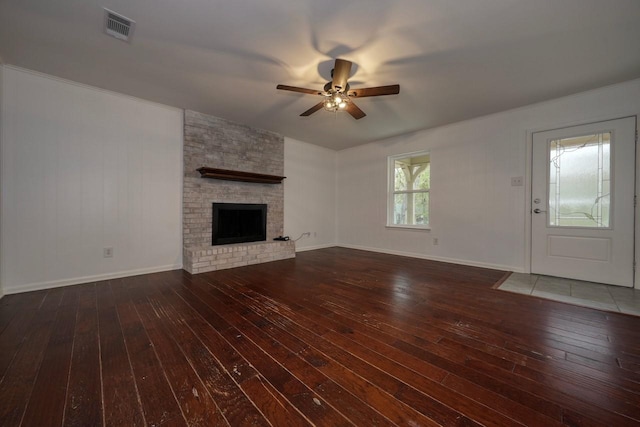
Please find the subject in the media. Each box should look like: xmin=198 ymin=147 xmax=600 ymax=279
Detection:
xmin=284 ymin=137 xmax=336 ymax=251
xmin=1 ymin=66 xmax=183 ymax=294
xmin=337 ymin=78 xmax=640 ymax=274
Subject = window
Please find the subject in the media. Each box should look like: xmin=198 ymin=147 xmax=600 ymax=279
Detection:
xmin=388 ymin=151 xmax=430 ymax=228
xmin=548 ymin=132 xmax=611 ymax=228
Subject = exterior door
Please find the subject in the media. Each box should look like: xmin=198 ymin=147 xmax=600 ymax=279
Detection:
xmin=531 ymin=117 xmax=636 ymax=287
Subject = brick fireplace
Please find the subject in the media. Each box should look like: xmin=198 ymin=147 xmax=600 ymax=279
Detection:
xmin=182 ymin=110 xmax=294 ymax=274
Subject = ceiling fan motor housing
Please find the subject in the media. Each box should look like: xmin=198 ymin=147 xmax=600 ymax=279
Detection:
xmin=323 ymin=82 xmax=350 ymax=94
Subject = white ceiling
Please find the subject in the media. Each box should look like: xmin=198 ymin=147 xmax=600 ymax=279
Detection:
xmin=1 ymin=0 xmax=640 ymax=150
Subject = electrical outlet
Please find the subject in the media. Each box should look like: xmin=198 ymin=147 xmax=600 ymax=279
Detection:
xmin=103 ymin=247 xmax=113 ymax=258
xmin=433 ymin=238 xmax=439 ymax=245
xmin=511 ymin=176 xmax=524 ymax=187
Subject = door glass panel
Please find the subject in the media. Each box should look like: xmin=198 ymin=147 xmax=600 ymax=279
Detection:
xmin=548 ymin=132 xmax=611 ymax=228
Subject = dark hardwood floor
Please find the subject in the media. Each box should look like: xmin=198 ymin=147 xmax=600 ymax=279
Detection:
xmin=1 ymin=247 xmax=639 ymax=426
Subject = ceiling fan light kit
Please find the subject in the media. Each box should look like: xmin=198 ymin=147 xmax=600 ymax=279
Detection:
xmin=323 ymin=92 xmax=349 ymax=113
xmin=277 ymin=59 xmax=400 ymax=120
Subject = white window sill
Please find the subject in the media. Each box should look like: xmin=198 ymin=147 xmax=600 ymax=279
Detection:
xmin=385 ymin=224 xmax=431 ymax=231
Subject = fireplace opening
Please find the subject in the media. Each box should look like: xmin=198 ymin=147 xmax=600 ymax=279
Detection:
xmin=212 ymin=203 xmax=267 ymax=245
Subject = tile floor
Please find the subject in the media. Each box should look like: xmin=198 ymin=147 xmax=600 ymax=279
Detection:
xmin=498 ymin=273 xmax=640 ymax=316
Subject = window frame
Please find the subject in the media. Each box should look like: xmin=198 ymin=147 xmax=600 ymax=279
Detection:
xmin=386 ymin=150 xmax=431 ymax=230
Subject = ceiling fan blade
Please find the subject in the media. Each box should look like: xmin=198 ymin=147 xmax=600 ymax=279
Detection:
xmin=300 ymin=102 xmax=324 ymax=117
xmin=345 ymin=102 xmax=366 ymax=120
xmin=332 ymin=59 xmax=352 ymax=92
xmin=347 ymin=84 xmax=400 ymax=98
xmin=277 ymin=84 xmax=322 ymax=95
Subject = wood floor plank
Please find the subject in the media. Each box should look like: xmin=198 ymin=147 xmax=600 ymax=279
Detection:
xmin=465 ymin=357 xmax=640 ymax=426
xmin=202 ymin=278 xmax=468 ymax=425
xmin=0 ymin=294 xmax=25 ymax=335
xmin=207 ymin=275 xmax=523 ymax=427
xmin=0 ymin=291 xmax=48 ymax=381
xmin=189 ymin=277 xmax=397 ymax=426
xmin=219 ymin=268 xmax=561 ymax=419
xmin=150 ymin=283 xmax=279 ymax=426
xmin=63 ymin=284 xmax=103 ymax=427
xmin=1 ymin=247 xmax=639 ymax=426
xmin=173 ymin=281 xmax=352 ymax=426
xmin=210 ymin=278 xmax=442 ymax=426
xmin=21 ymin=286 xmax=79 ymax=427
xmin=220 ymin=263 xmax=634 ymax=425
xmin=111 ymin=279 xmax=186 ymax=426
xmin=0 ymin=288 xmax=64 ymax=427
xmin=134 ymin=292 xmax=229 ymax=427
xmin=96 ymin=281 xmax=145 ymax=426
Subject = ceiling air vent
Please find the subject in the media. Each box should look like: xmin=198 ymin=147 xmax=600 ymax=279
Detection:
xmin=103 ymin=8 xmax=135 ymax=42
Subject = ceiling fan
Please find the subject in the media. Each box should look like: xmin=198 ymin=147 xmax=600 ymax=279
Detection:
xmin=276 ymin=59 xmax=400 ymax=120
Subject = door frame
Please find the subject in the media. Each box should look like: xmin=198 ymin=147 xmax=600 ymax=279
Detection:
xmin=524 ymin=115 xmax=638 ymax=289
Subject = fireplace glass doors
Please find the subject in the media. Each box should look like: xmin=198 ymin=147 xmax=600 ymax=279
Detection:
xmin=212 ymin=203 xmax=267 ymax=245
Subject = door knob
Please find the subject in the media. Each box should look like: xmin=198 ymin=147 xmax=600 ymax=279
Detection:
xmin=533 ymin=208 xmax=546 ymax=214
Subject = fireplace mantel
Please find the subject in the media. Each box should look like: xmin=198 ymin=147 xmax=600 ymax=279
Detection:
xmin=196 ymin=167 xmax=286 ymax=184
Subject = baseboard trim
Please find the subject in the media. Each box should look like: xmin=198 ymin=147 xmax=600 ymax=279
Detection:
xmin=337 ymin=244 xmax=524 ymax=273
xmin=1 ymin=246 xmax=524 ymax=294
xmin=295 ymin=243 xmax=337 ymax=252
xmin=2 ymin=264 xmax=184 ymax=295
